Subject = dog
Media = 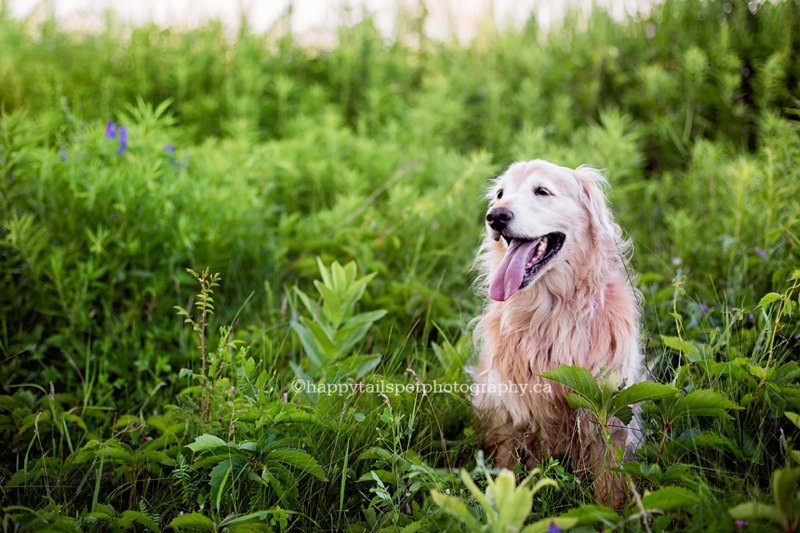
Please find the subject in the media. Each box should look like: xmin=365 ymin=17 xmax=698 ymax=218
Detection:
xmin=471 ymin=159 xmax=644 ymax=509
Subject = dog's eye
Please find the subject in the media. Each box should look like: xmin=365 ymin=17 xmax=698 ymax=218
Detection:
xmin=496 ymin=189 xmax=504 ymax=199
xmin=533 ymin=186 xmax=552 ymax=197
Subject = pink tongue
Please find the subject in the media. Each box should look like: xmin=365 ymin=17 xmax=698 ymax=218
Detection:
xmin=489 ymin=239 xmax=540 ymax=301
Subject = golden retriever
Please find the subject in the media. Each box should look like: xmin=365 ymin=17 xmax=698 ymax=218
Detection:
xmin=471 ymin=159 xmax=643 ymax=509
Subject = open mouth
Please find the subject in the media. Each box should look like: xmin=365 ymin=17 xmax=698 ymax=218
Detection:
xmin=488 ymin=232 xmax=565 ymax=301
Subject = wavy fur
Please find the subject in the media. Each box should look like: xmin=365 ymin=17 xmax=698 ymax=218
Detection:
xmin=471 ymin=160 xmax=643 ymax=509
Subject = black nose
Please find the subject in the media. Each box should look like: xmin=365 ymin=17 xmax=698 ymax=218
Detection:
xmin=486 ymin=207 xmax=514 ymax=231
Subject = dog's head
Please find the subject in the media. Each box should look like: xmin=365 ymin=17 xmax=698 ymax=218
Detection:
xmin=483 ymin=160 xmax=617 ymax=302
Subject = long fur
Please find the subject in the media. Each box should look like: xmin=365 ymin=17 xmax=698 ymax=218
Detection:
xmin=471 ymin=160 xmax=644 ymax=509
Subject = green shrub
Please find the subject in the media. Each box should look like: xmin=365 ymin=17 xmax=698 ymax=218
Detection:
xmin=1 ymin=0 xmax=799 ymax=529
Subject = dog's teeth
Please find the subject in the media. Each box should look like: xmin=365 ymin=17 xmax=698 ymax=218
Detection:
xmin=525 ymin=239 xmax=548 ymax=269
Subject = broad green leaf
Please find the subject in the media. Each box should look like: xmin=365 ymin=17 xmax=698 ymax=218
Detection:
xmin=118 ymin=510 xmax=159 ymax=532
xmin=235 ymin=441 xmax=258 ymax=453
xmin=63 ymin=413 xmax=88 ymax=431
xmin=612 ymin=405 xmax=634 ymax=425
xmin=341 ymin=310 xmax=387 ymax=330
xmin=357 ymin=469 xmax=397 ymax=485
xmin=303 ymin=319 xmax=337 ymax=358
xmin=748 ymin=364 xmax=767 ymax=380
xmin=358 ymin=447 xmax=393 ymax=461
xmin=317 ymin=283 xmax=343 ymax=328
xmin=335 ymin=322 xmax=374 ymax=358
xmin=430 ymin=490 xmax=482 ymax=530
xmin=85 ymin=511 xmax=114 ymax=522
xmin=262 ymin=468 xmax=284 ymax=498
xmin=190 ymin=453 xmax=237 ymax=471
xmin=785 ymin=412 xmax=800 ymax=429
xmin=642 ymin=486 xmax=699 ymax=511
xmin=673 ymin=389 xmax=741 ymax=419
xmin=561 ymin=503 xmax=620 ymax=524
xmin=771 ymin=467 xmax=800 ymax=519
xmin=293 ymin=287 xmax=318 ymax=318
xmin=210 ymin=459 xmax=238 ymax=511
xmin=460 ymin=469 xmax=490 ymax=512
xmin=399 ymin=520 xmax=425 ymax=533
xmin=315 ymin=257 xmax=331 ymax=287
xmin=564 ymin=392 xmax=597 ymax=413
xmin=290 ymin=321 xmax=326 ymax=369
xmin=523 ymin=517 xmax=580 ymax=533
xmin=332 ymin=261 xmax=346 ymax=292
xmin=186 ymin=434 xmax=227 ymax=453
xmin=661 ymin=431 xmax=740 ymax=459
xmin=541 ymin=365 xmax=601 ymax=404
xmin=661 ymin=335 xmax=698 ymax=356
xmin=490 ymin=470 xmax=533 ymax=528
xmin=168 ymin=512 xmax=216 ymax=530
xmin=337 ymin=353 xmax=382 ymax=380
xmin=95 ymin=447 xmax=134 ymax=463
xmin=266 ymin=449 xmax=327 ymax=481
xmin=759 ymin=292 xmax=783 ymax=307
xmin=218 ymin=510 xmax=293 ymax=527
xmin=529 ymin=478 xmax=559 ymax=495
xmin=613 ymin=382 xmax=678 ymax=409
xmin=661 ymin=464 xmax=695 ymax=482
xmin=728 ymin=502 xmax=783 ymax=523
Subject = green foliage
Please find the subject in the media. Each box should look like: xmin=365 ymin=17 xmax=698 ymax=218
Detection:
xmin=290 ymin=259 xmax=386 ymax=379
xmin=729 ymin=467 xmax=800 ymax=532
xmin=430 ymin=467 xmax=558 ymax=532
xmin=1 ymin=0 xmax=800 ymax=530
xmin=542 ymin=365 xmax=681 ymax=426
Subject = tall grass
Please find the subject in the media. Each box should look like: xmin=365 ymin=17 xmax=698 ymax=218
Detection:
xmin=1 ymin=1 xmax=799 ymax=530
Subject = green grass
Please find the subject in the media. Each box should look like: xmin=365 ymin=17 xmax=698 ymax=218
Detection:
xmin=1 ymin=0 xmax=799 ymax=531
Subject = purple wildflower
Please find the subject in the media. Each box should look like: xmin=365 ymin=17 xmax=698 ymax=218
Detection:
xmin=757 ymin=248 xmax=766 ymax=259
xmin=105 ymin=121 xmax=117 ymax=139
xmin=672 ymin=257 xmax=682 ymax=267
xmin=116 ymin=125 xmax=128 ymax=155
xmin=547 ymin=522 xmax=562 ymax=533
xmin=228 ymin=386 xmax=235 ymax=397
xmin=794 ymin=333 xmax=800 ymax=341
xmin=735 ymin=519 xmax=747 ymax=529
xmin=699 ymin=303 xmax=709 ymax=313
xmin=748 ymin=313 xmax=755 ymax=324
xmin=283 ymin=392 xmax=288 ymax=404
xmin=164 ymin=144 xmax=176 ymax=153
xmin=59 ymin=150 xmax=67 ymax=162
xmin=290 ymin=311 xmax=297 ymax=322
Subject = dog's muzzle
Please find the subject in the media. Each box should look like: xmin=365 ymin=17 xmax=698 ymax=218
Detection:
xmin=486 ymin=207 xmax=513 ymax=232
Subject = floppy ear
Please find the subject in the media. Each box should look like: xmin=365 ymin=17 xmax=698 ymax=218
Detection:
xmin=574 ymin=166 xmax=614 ymax=243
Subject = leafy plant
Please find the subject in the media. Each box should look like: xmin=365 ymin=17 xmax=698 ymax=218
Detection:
xmin=290 ymin=259 xmax=386 ymax=380
xmin=174 ymin=267 xmax=222 ymax=421
xmin=541 ymin=365 xmax=679 ymax=464
xmin=185 ymin=432 xmax=326 ymax=512
xmin=431 ymin=466 xmax=558 ymax=532
xmin=729 ymin=467 xmax=800 ymax=533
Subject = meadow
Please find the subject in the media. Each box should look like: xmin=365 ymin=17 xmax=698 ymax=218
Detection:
xmin=1 ymin=0 xmax=799 ymax=530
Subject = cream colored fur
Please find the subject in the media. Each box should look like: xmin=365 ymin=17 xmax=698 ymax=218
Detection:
xmin=471 ymin=159 xmax=644 ymax=509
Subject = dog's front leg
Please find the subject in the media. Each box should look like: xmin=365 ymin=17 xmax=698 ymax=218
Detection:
xmin=480 ymin=412 xmax=518 ymax=469
xmin=571 ymin=414 xmax=630 ymax=511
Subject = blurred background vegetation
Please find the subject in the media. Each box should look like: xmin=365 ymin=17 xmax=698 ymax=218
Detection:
xmin=1 ymin=0 xmax=799 ymax=530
